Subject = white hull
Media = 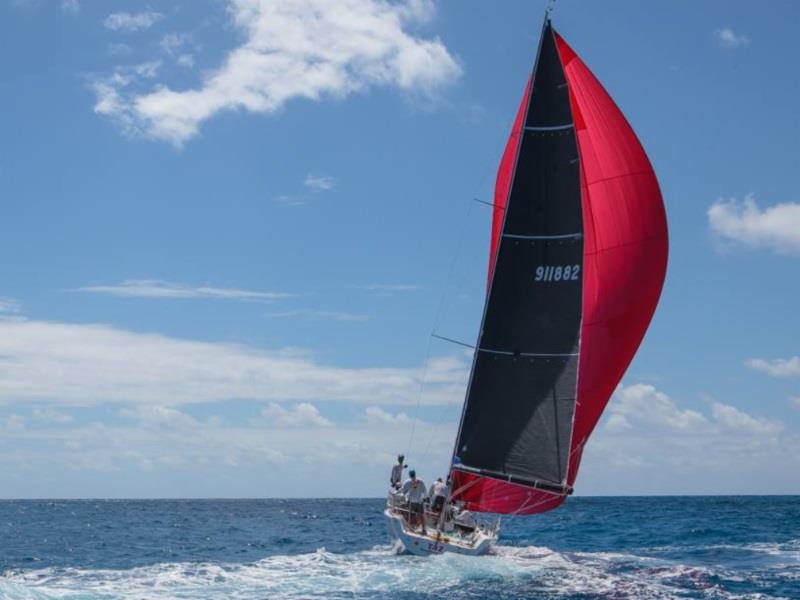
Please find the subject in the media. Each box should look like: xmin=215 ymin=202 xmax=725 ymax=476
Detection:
xmin=384 ymin=509 xmax=495 ymax=556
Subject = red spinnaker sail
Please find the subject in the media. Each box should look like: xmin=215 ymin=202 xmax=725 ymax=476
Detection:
xmin=452 ymin=29 xmax=668 ymax=515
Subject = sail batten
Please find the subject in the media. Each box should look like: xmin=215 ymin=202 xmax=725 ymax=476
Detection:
xmin=449 ymin=19 xmax=668 ymax=515
xmin=524 ymin=124 xmax=575 ymax=132
xmin=503 ymin=233 xmax=582 ymax=240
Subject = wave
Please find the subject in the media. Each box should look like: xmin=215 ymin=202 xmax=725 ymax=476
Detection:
xmin=643 ymin=539 xmax=800 ymax=556
xmin=1 ymin=543 xmax=795 ymax=600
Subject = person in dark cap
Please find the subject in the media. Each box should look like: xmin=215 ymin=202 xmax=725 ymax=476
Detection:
xmin=401 ymin=469 xmax=428 ymax=534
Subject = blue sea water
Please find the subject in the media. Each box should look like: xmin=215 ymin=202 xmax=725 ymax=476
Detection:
xmin=0 ymin=497 xmax=798 ymax=599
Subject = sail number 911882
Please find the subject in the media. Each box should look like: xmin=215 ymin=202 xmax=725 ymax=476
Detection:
xmin=535 ymin=265 xmax=580 ymax=282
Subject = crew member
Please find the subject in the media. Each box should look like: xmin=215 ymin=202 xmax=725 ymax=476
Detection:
xmin=401 ymin=470 xmax=428 ymax=534
xmin=390 ymin=454 xmax=406 ymax=489
xmin=428 ymin=477 xmax=447 ymax=513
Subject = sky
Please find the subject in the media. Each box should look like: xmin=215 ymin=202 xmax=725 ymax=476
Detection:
xmin=0 ymin=0 xmax=799 ymax=499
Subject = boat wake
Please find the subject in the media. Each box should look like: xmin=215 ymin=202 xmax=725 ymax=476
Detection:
xmin=2 ymin=541 xmax=796 ymax=599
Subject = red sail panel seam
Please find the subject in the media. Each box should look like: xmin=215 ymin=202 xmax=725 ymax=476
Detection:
xmin=585 ymin=233 xmax=667 ymax=256
xmin=585 ymin=170 xmax=654 ymax=187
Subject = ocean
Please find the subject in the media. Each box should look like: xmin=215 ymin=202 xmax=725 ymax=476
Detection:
xmin=0 ymin=497 xmax=797 ymax=599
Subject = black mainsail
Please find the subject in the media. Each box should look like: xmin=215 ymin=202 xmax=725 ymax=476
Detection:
xmin=452 ymin=20 xmax=582 ymax=495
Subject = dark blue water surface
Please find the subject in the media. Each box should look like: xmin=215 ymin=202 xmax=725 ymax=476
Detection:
xmin=1 ymin=497 xmax=798 ymax=599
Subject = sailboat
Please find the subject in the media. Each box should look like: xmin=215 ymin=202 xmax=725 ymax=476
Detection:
xmin=385 ymin=14 xmax=668 ymax=556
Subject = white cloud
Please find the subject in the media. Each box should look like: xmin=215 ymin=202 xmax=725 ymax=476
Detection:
xmin=120 ymin=405 xmax=199 ymax=429
xmin=708 ymin=195 xmax=800 ymax=255
xmin=263 ymin=309 xmax=369 ymax=322
xmin=0 ymin=401 xmax=456 ymax=496
xmin=746 ymin=356 xmax=800 ymax=377
xmin=582 ymin=383 xmax=795 ymax=494
xmin=92 ymin=0 xmax=462 ymax=145
xmin=160 ymin=32 xmax=190 ymax=55
xmin=606 ymin=384 xmax=782 ymax=437
xmin=792 ymin=397 xmax=800 ymax=409
xmin=710 ymin=401 xmax=782 ymax=435
xmin=304 ymin=174 xmax=336 ymax=191
xmin=0 ymin=297 xmax=22 ymax=315
xmin=107 ymin=43 xmax=133 ymax=57
xmin=273 ymin=174 xmax=337 ymax=207
xmin=61 ymin=0 xmax=79 ymax=13
xmin=160 ymin=32 xmax=197 ymax=68
xmin=606 ymin=383 xmax=707 ymax=431
xmin=713 ymin=27 xmax=750 ymax=49
xmin=2 ymin=415 xmax=25 ymax=432
xmin=0 ymin=298 xmax=25 ymax=323
xmin=32 ymin=406 xmax=73 ymax=423
xmin=131 ymin=62 xmax=160 ymax=78
xmin=365 ymin=406 xmax=411 ymax=424
xmin=78 ymin=279 xmax=290 ymax=301
xmin=92 ymin=62 xmax=162 ymax=136
xmin=0 ymin=320 xmax=468 ymax=406
xmin=604 ymin=412 xmax=632 ymax=432
xmin=262 ymin=402 xmax=331 ymax=427
xmin=353 ymin=283 xmax=420 ymax=293
xmin=104 ymin=11 xmax=163 ymax=32
xmin=176 ymin=54 xmax=195 ymax=68
xmin=272 ymin=194 xmax=307 ymax=206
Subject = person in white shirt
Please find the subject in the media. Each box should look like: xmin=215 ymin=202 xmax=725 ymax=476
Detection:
xmin=389 ymin=454 xmax=406 ymax=490
xmin=428 ymin=477 xmax=447 ymax=513
xmin=401 ymin=470 xmax=428 ymax=534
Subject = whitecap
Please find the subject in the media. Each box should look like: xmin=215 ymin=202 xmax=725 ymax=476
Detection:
xmin=1 ymin=543 xmax=795 ymax=600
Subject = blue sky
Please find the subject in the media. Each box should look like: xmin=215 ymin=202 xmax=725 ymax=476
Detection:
xmin=1 ymin=0 xmax=798 ymax=498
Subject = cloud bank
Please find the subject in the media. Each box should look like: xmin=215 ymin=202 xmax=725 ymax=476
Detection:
xmin=93 ymin=0 xmax=462 ymax=146
xmin=3 ymin=378 xmax=794 ymax=496
xmin=606 ymin=383 xmax=782 ymax=437
xmin=582 ymin=383 xmax=795 ymax=494
xmin=0 ymin=320 xmax=467 ymax=406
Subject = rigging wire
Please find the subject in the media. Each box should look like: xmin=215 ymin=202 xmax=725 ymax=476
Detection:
xmin=414 ymin=197 xmax=500 ymax=466
xmin=406 ymin=29 xmax=541 ymax=466
xmin=410 ymin=93 xmax=531 ymax=470
xmin=405 ymin=198 xmax=476 ymax=459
